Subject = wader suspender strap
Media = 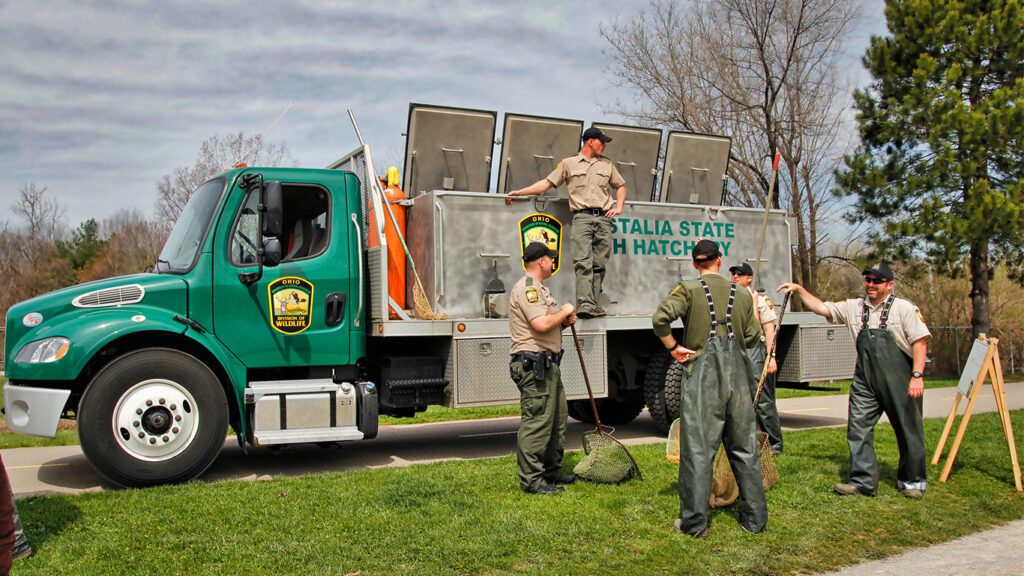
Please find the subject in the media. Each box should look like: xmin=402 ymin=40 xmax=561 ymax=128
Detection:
xmin=699 ymin=278 xmax=736 ymax=341
xmin=861 ymin=294 xmax=896 ymax=331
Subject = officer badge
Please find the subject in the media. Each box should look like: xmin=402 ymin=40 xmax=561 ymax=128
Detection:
xmin=519 ymin=213 xmax=562 ymax=274
xmin=525 ymin=288 xmax=539 ymax=304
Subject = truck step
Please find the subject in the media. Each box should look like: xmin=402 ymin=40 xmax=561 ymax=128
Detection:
xmin=254 ymin=427 xmax=364 ymax=446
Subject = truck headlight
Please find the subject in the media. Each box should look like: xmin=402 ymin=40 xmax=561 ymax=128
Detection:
xmin=15 ymin=337 xmax=71 ymax=363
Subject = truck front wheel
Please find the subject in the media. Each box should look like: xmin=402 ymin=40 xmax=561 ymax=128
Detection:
xmin=78 ymin=349 xmax=228 ymax=488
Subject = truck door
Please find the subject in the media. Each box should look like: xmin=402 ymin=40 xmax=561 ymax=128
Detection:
xmin=212 ymin=174 xmax=360 ymax=368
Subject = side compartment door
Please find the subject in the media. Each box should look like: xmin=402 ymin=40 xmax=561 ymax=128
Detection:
xmin=212 ymin=175 xmax=356 ymax=368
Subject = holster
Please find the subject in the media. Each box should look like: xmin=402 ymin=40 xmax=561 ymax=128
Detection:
xmin=513 ymin=350 xmax=563 ymax=381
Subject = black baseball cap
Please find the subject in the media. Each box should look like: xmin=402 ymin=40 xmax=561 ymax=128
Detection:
xmin=582 ymin=127 xmax=612 ymax=143
xmin=692 ymin=239 xmax=721 ymax=262
xmin=728 ymin=262 xmax=753 ymax=276
xmin=523 ymin=241 xmax=556 ymax=263
xmin=862 ymin=261 xmax=894 ymax=281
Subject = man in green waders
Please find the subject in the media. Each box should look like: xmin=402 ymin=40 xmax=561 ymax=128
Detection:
xmin=509 ymin=242 xmax=578 ymax=494
xmin=729 ymin=262 xmax=783 ymax=454
xmin=653 ymin=240 xmax=767 ymax=537
xmin=779 ymin=261 xmax=931 ymax=498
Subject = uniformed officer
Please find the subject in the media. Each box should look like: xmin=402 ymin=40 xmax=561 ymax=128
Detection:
xmin=653 ymin=239 xmax=768 ymax=537
xmin=506 ymin=126 xmax=628 ymax=319
xmin=509 ymin=241 xmax=578 ymax=494
xmin=729 ymin=262 xmax=783 ymax=454
xmin=778 ymin=261 xmax=931 ymax=499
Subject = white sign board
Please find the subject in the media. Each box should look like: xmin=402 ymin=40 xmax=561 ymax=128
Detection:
xmin=957 ymin=338 xmax=990 ymax=396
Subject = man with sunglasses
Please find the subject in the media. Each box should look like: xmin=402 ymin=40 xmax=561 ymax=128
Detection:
xmin=729 ymin=262 xmax=784 ymax=455
xmin=778 ymin=262 xmax=931 ymax=499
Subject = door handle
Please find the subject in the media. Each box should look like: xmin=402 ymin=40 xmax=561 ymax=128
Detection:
xmin=325 ymin=292 xmax=347 ymax=326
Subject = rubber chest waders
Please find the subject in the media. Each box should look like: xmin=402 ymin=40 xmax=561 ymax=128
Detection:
xmin=678 ymin=279 xmax=767 ymax=535
xmin=847 ymin=295 xmax=927 ymax=494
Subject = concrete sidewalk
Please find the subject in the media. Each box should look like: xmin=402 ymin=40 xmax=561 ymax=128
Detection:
xmin=815 ymin=519 xmax=1024 ymax=576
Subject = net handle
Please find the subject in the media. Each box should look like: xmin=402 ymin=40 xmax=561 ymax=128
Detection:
xmin=753 ymin=290 xmax=792 ymax=406
xmin=570 ymin=324 xmax=603 ymax=433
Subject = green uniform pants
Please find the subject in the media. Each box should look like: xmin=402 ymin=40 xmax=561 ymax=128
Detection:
xmin=511 ymin=359 xmax=567 ymax=491
xmin=747 ymin=343 xmax=783 ymax=451
xmin=678 ymin=337 xmax=768 ymax=535
xmin=847 ymin=328 xmax=927 ymax=494
xmin=571 ymin=212 xmax=612 ymax=311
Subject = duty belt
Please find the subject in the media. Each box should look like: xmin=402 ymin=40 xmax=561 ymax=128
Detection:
xmin=511 ymin=350 xmax=563 ymax=381
xmin=511 ymin=350 xmax=563 ymax=365
xmin=572 ymin=207 xmax=605 ymax=216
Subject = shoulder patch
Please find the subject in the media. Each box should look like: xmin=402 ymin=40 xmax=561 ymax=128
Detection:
xmin=915 ymin=307 xmax=925 ymax=323
xmin=669 ymin=283 xmax=684 ymax=297
xmin=763 ymin=296 xmax=774 ymax=310
xmin=525 ymin=288 xmax=539 ymax=304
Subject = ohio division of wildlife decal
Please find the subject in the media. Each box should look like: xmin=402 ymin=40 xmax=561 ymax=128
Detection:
xmin=268 ymin=276 xmax=314 ymax=335
xmin=519 ymin=213 xmax=562 ymax=274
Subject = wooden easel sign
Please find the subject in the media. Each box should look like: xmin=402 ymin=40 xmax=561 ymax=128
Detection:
xmin=932 ymin=336 xmax=1022 ymax=491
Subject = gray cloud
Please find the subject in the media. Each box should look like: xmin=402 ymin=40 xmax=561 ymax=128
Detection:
xmin=0 ymin=0 xmax=881 ymax=228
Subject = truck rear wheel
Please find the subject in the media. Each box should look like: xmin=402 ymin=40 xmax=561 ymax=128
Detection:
xmin=643 ymin=349 xmax=682 ymax=434
xmin=78 ymin=348 xmax=228 ymax=488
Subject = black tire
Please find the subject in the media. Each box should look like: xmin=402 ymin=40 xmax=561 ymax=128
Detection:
xmin=78 ymin=348 xmax=228 ymax=488
xmin=567 ymin=393 xmax=645 ymax=426
xmin=643 ymin=349 xmax=683 ymax=434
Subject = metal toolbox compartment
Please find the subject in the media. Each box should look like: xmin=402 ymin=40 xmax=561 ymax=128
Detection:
xmin=776 ymin=325 xmax=857 ymax=383
xmin=450 ymin=332 xmax=607 ymax=407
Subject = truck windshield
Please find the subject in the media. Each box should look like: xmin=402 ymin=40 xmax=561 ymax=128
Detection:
xmin=156 ymin=177 xmax=226 ymax=273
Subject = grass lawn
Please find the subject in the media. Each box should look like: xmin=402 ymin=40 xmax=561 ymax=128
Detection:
xmin=10 ymin=410 xmax=1023 ymax=576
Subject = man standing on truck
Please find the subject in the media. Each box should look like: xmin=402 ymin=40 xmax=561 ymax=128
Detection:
xmin=653 ymin=240 xmax=767 ymax=537
xmin=729 ymin=262 xmax=784 ymax=454
xmin=506 ymin=127 xmax=627 ymax=319
xmin=778 ymin=261 xmax=931 ymax=499
xmin=509 ymin=241 xmax=578 ymax=494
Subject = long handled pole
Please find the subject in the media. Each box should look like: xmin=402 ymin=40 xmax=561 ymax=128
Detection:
xmin=754 ymin=290 xmax=791 ymax=405
xmin=570 ymin=324 xmax=602 ymax=433
xmin=752 ymin=152 xmax=782 ymax=288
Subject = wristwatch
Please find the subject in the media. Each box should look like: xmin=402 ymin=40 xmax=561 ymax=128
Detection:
xmin=911 ymin=370 xmax=924 ymax=378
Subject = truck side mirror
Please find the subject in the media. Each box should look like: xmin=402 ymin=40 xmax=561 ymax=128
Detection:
xmin=262 ymin=181 xmax=283 ymax=238
xmin=263 ymin=237 xmax=282 ymax=267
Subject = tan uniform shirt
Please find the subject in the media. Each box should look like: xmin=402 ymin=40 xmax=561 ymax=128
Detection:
xmin=745 ymin=285 xmax=778 ymax=325
xmin=509 ymin=274 xmax=562 ymax=354
xmin=545 ymin=153 xmax=626 ymax=212
xmin=823 ymin=296 xmax=931 ymax=357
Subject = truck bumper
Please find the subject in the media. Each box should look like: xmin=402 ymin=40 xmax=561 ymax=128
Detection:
xmin=3 ymin=383 xmax=71 ymax=437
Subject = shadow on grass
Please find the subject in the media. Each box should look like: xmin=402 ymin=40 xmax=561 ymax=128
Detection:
xmin=17 ymin=496 xmax=81 ymax=551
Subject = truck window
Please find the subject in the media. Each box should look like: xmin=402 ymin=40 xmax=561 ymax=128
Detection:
xmin=230 ymin=183 xmax=331 ymax=266
xmin=157 ymin=177 xmax=226 ymax=273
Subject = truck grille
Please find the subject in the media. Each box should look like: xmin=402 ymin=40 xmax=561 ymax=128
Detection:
xmin=72 ymin=284 xmax=145 ymax=308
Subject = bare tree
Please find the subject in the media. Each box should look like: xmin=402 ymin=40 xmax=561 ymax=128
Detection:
xmin=1 ymin=183 xmax=69 ymax=316
xmin=602 ymin=0 xmax=861 ymax=291
xmin=79 ymin=209 xmax=167 ymax=282
xmin=156 ymin=131 xmax=297 ymax=224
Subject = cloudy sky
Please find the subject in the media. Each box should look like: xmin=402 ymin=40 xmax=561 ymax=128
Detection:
xmin=0 ymin=0 xmax=885 ymax=229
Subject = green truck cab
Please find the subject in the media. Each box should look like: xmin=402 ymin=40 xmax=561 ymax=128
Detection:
xmin=4 ymin=167 xmax=375 ymax=486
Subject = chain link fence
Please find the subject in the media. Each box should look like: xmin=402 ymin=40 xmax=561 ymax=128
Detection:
xmin=928 ymin=325 xmax=1022 ymax=378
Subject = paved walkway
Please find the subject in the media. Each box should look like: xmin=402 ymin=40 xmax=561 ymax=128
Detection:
xmin=816 ymin=518 xmax=1024 ymax=576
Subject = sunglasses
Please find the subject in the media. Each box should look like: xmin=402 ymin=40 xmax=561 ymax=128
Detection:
xmin=863 ymin=277 xmax=888 ymax=285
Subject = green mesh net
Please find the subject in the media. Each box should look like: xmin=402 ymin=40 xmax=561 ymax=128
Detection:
xmin=573 ymin=430 xmax=642 ymax=484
